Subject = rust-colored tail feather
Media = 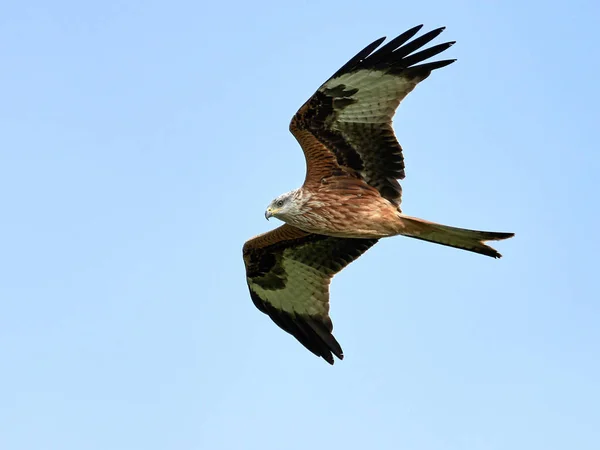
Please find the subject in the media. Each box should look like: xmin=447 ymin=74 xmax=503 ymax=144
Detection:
xmin=397 ymin=215 xmax=514 ymax=258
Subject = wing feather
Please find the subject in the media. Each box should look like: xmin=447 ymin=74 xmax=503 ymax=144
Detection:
xmin=243 ymin=224 xmax=377 ymax=364
xmin=290 ymin=25 xmax=456 ymax=208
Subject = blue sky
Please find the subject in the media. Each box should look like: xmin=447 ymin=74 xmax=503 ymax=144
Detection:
xmin=1 ymin=1 xmax=599 ymax=449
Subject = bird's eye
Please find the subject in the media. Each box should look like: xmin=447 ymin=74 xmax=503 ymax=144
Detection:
xmin=276 ymin=200 xmax=284 ymax=207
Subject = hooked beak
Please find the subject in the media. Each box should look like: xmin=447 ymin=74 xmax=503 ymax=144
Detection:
xmin=265 ymin=208 xmax=273 ymax=220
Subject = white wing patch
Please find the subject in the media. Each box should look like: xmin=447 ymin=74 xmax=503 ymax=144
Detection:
xmin=322 ymin=71 xmax=417 ymax=123
xmin=247 ymin=255 xmax=330 ymax=318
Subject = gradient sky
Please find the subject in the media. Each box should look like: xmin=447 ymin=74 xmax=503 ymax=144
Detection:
xmin=1 ymin=1 xmax=599 ymax=449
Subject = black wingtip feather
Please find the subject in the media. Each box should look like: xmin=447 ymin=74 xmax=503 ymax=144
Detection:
xmin=331 ymin=36 xmax=386 ymax=79
xmin=263 ymin=303 xmax=330 ymax=360
xmin=400 ymin=59 xmax=457 ymax=78
xmin=307 ymin=317 xmax=344 ymax=360
xmin=389 ymin=27 xmax=447 ymax=60
xmin=400 ymin=42 xmax=456 ymax=68
xmin=327 ymin=25 xmax=455 ymax=81
xmin=367 ymin=24 xmax=424 ymax=65
xmin=253 ymin=295 xmax=343 ymax=365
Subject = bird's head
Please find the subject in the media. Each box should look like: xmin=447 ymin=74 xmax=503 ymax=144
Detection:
xmin=265 ymin=191 xmax=299 ymax=220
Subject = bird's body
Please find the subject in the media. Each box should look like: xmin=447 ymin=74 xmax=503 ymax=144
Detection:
xmin=271 ymin=184 xmax=400 ymax=239
xmin=243 ymin=25 xmax=515 ymax=364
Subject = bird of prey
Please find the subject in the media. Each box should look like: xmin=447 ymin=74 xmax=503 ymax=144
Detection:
xmin=242 ymin=25 xmax=514 ymax=364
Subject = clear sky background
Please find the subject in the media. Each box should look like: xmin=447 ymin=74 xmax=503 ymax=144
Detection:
xmin=1 ymin=1 xmax=599 ymax=449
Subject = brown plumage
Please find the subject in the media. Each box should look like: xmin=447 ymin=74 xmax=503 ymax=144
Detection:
xmin=243 ymin=25 xmax=514 ymax=364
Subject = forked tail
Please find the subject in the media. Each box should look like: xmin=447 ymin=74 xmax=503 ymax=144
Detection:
xmin=397 ymin=215 xmax=514 ymax=258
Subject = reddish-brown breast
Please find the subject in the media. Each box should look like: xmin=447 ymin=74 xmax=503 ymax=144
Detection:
xmin=286 ymin=180 xmax=402 ymax=239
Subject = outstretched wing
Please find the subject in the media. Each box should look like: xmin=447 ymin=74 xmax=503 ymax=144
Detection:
xmin=243 ymin=224 xmax=378 ymax=364
xmin=290 ymin=25 xmax=455 ymax=207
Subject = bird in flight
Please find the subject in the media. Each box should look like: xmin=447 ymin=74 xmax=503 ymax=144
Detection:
xmin=242 ymin=25 xmax=514 ymax=364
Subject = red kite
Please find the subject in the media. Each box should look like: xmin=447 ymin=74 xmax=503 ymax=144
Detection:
xmin=243 ymin=25 xmax=514 ymax=364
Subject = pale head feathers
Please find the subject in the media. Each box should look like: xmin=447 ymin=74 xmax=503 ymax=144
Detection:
xmin=265 ymin=189 xmax=306 ymax=221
